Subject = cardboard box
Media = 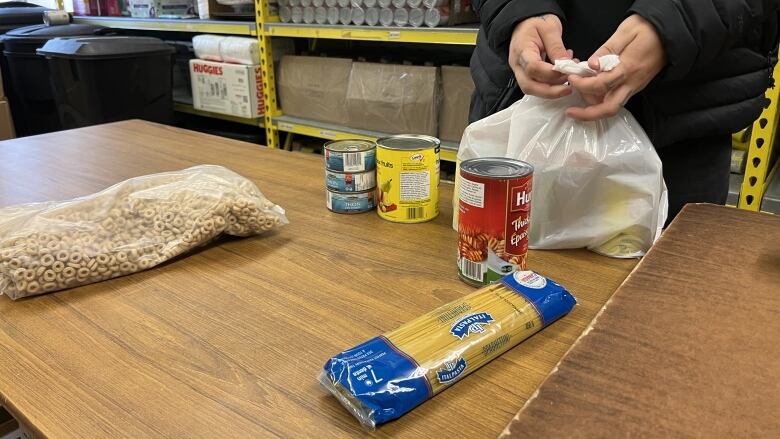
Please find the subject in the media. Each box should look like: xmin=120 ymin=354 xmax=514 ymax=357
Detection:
xmin=278 ymin=56 xmax=352 ymax=125
xmin=0 ymin=101 xmax=15 ymax=141
xmin=502 ymin=204 xmax=780 ymax=437
xmin=190 ymin=60 xmax=264 ymax=119
xmin=346 ymin=62 xmax=439 ymax=136
xmin=128 ymin=0 xmax=195 ymax=18
xmin=198 ymin=0 xmax=251 ymax=19
xmin=439 ymin=66 xmax=474 ymax=142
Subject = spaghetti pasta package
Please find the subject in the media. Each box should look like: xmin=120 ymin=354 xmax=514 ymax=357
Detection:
xmin=320 ymin=271 xmax=576 ymax=430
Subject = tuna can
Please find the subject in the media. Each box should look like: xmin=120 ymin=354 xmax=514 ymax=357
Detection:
xmin=326 ymin=169 xmax=376 ymax=192
xmin=457 ymin=157 xmax=533 ymax=287
xmin=327 ymin=189 xmax=376 ymax=214
xmin=376 ymin=134 xmax=440 ymax=223
xmin=324 ymin=139 xmax=376 ymax=173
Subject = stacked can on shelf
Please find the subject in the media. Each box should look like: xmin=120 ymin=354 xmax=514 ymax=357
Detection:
xmin=325 ymin=140 xmax=378 ymax=214
xmin=279 ymin=0 xmax=454 ymax=27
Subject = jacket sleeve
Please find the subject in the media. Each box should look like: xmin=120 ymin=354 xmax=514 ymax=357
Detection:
xmin=473 ymin=0 xmax=566 ymax=56
xmin=629 ymin=0 xmax=780 ymax=81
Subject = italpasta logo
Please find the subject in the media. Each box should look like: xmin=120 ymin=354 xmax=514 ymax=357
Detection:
xmin=437 ymin=358 xmax=467 ymax=384
xmin=450 ymin=312 xmax=494 ymax=339
xmin=410 ymin=153 xmax=424 ymax=161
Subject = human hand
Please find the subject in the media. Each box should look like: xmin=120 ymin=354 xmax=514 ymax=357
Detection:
xmin=566 ymin=14 xmax=667 ymax=121
xmin=509 ymin=14 xmax=573 ymax=99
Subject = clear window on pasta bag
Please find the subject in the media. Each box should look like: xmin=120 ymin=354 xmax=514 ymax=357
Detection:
xmin=453 ymin=56 xmax=668 ymax=258
xmin=0 ymin=165 xmax=288 ymax=300
xmin=320 ymin=270 xmax=576 ymax=431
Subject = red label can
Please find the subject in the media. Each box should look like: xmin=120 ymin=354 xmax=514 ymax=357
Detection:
xmin=457 ymin=158 xmax=533 ymax=286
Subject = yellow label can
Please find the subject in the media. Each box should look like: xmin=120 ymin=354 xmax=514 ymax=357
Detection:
xmin=376 ymin=134 xmax=440 ymax=223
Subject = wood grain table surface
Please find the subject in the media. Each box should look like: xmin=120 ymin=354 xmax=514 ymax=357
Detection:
xmin=501 ymin=204 xmax=780 ymax=437
xmin=0 ymin=120 xmax=636 ymax=438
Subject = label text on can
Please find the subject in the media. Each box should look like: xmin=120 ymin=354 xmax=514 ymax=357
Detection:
xmin=458 ymin=161 xmax=532 ymax=286
xmin=376 ymin=146 xmax=439 ymax=223
xmin=327 ymin=189 xmax=376 ymax=214
xmin=326 ymin=169 xmax=376 ymax=192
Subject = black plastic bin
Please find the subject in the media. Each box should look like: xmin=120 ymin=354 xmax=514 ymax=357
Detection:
xmin=1 ymin=24 xmax=107 ymax=136
xmin=38 ymin=36 xmax=175 ymax=130
xmin=0 ymin=2 xmax=48 ymax=35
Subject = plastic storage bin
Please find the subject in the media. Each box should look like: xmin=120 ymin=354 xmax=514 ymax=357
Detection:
xmin=0 ymin=2 xmax=48 ymax=35
xmin=1 ymin=24 xmax=108 ymax=136
xmin=38 ymin=36 xmax=175 ymax=129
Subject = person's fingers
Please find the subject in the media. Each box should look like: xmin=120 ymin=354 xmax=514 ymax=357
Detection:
xmin=538 ymin=25 xmax=569 ymax=62
xmin=513 ymin=43 xmax=541 ymax=71
xmin=566 ymin=85 xmax=632 ymax=121
xmin=567 ymin=49 xmax=574 ymax=59
xmin=522 ymin=81 xmax=572 ymax=99
xmin=513 ymin=63 xmax=571 ymax=99
xmin=588 ymin=27 xmax=635 ymax=70
xmin=525 ymin=61 xmax=568 ymax=84
xmin=518 ymin=47 xmax=567 ymax=85
xmin=568 ymin=65 xmax=627 ymax=97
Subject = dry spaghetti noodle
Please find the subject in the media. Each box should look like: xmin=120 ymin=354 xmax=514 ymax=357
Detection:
xmin=320 ymin=270 xmax=576 ymax=430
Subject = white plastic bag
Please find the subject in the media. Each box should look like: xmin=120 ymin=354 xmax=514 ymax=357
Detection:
xmin=454 ymin=56 xmax=667 ymax=258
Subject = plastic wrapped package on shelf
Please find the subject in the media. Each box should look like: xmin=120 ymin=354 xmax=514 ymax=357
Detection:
xmin=314 ymin=6 xmax=328 ymax=23
xmin=409 ymin=7 xmax=424 ymax=27
xmin=424 ymin=6 xmax=448 ymax=27
xmin=364 ymin=7 xmax=379 ymax=25
xmin=378 ymin=7 xmax=393 ymax=26
xmin=303 ymin=6 xmax=315 ymax=23
xmin=327 ymin=6 xmax=339 ymax=23
xmin=393 ymin=7 xmax=409 ymax=26
xmin=351 ymin=6 xmax=365 ymax=25
xmin=291 ymin=6 xmax=303 ymax=22
xmin=339 ymin=7 xmax=352 ymax=24
xmin=280 ymin=5 xmax=292 ymax=21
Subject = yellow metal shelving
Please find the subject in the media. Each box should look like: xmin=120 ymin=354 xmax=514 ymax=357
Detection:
xmin=739 ymin=59 xmax=780 ymax=211
xmin=264 ymin=23 xmax=478 ymax=45
xmin=174 ymin=103 xmax=264 ymax=127
xmin=72 ymin=17 xmax=257 ymax=35
xmin=274 ymin=115 xmax=459 ymax=162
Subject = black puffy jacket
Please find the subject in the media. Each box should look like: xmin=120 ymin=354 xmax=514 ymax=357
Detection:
xmin=469 ymin=0 xmax=780 ymax=148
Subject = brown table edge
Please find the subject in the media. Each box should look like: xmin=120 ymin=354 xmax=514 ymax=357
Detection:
xmin=495 ymin=203 xmax=730 ymax=438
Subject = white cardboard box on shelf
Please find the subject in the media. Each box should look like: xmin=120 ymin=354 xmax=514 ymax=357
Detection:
xmin=190 ymin=59 xmax=264 ymax=119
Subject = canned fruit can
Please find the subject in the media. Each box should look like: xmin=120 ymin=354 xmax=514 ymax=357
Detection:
xmin=376 ymin=135 xmax=440 ymax=223
xmin=325 ymin=169 xmax=376 ymax=192
xmin=457 ymin=157 xmax=533 ymax=286
xmin=327 ymin=189 xmax=376 ymax=214
xmin=324 ymin=139 xmax=376 ymax=172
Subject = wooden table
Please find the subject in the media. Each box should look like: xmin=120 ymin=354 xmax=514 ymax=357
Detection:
xmin=0 ymin=121 xmax=636 ymax=438
xmin=502 ymin=204 xmax=780 ymax=437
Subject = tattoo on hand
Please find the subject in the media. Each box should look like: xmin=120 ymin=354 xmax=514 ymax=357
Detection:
xmin=517 ymin=53 xmax=528 ymax=70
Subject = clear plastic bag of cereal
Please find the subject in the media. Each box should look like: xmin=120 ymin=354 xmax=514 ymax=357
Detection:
xmin=0 ymin=165 xmax=288 ymax=299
